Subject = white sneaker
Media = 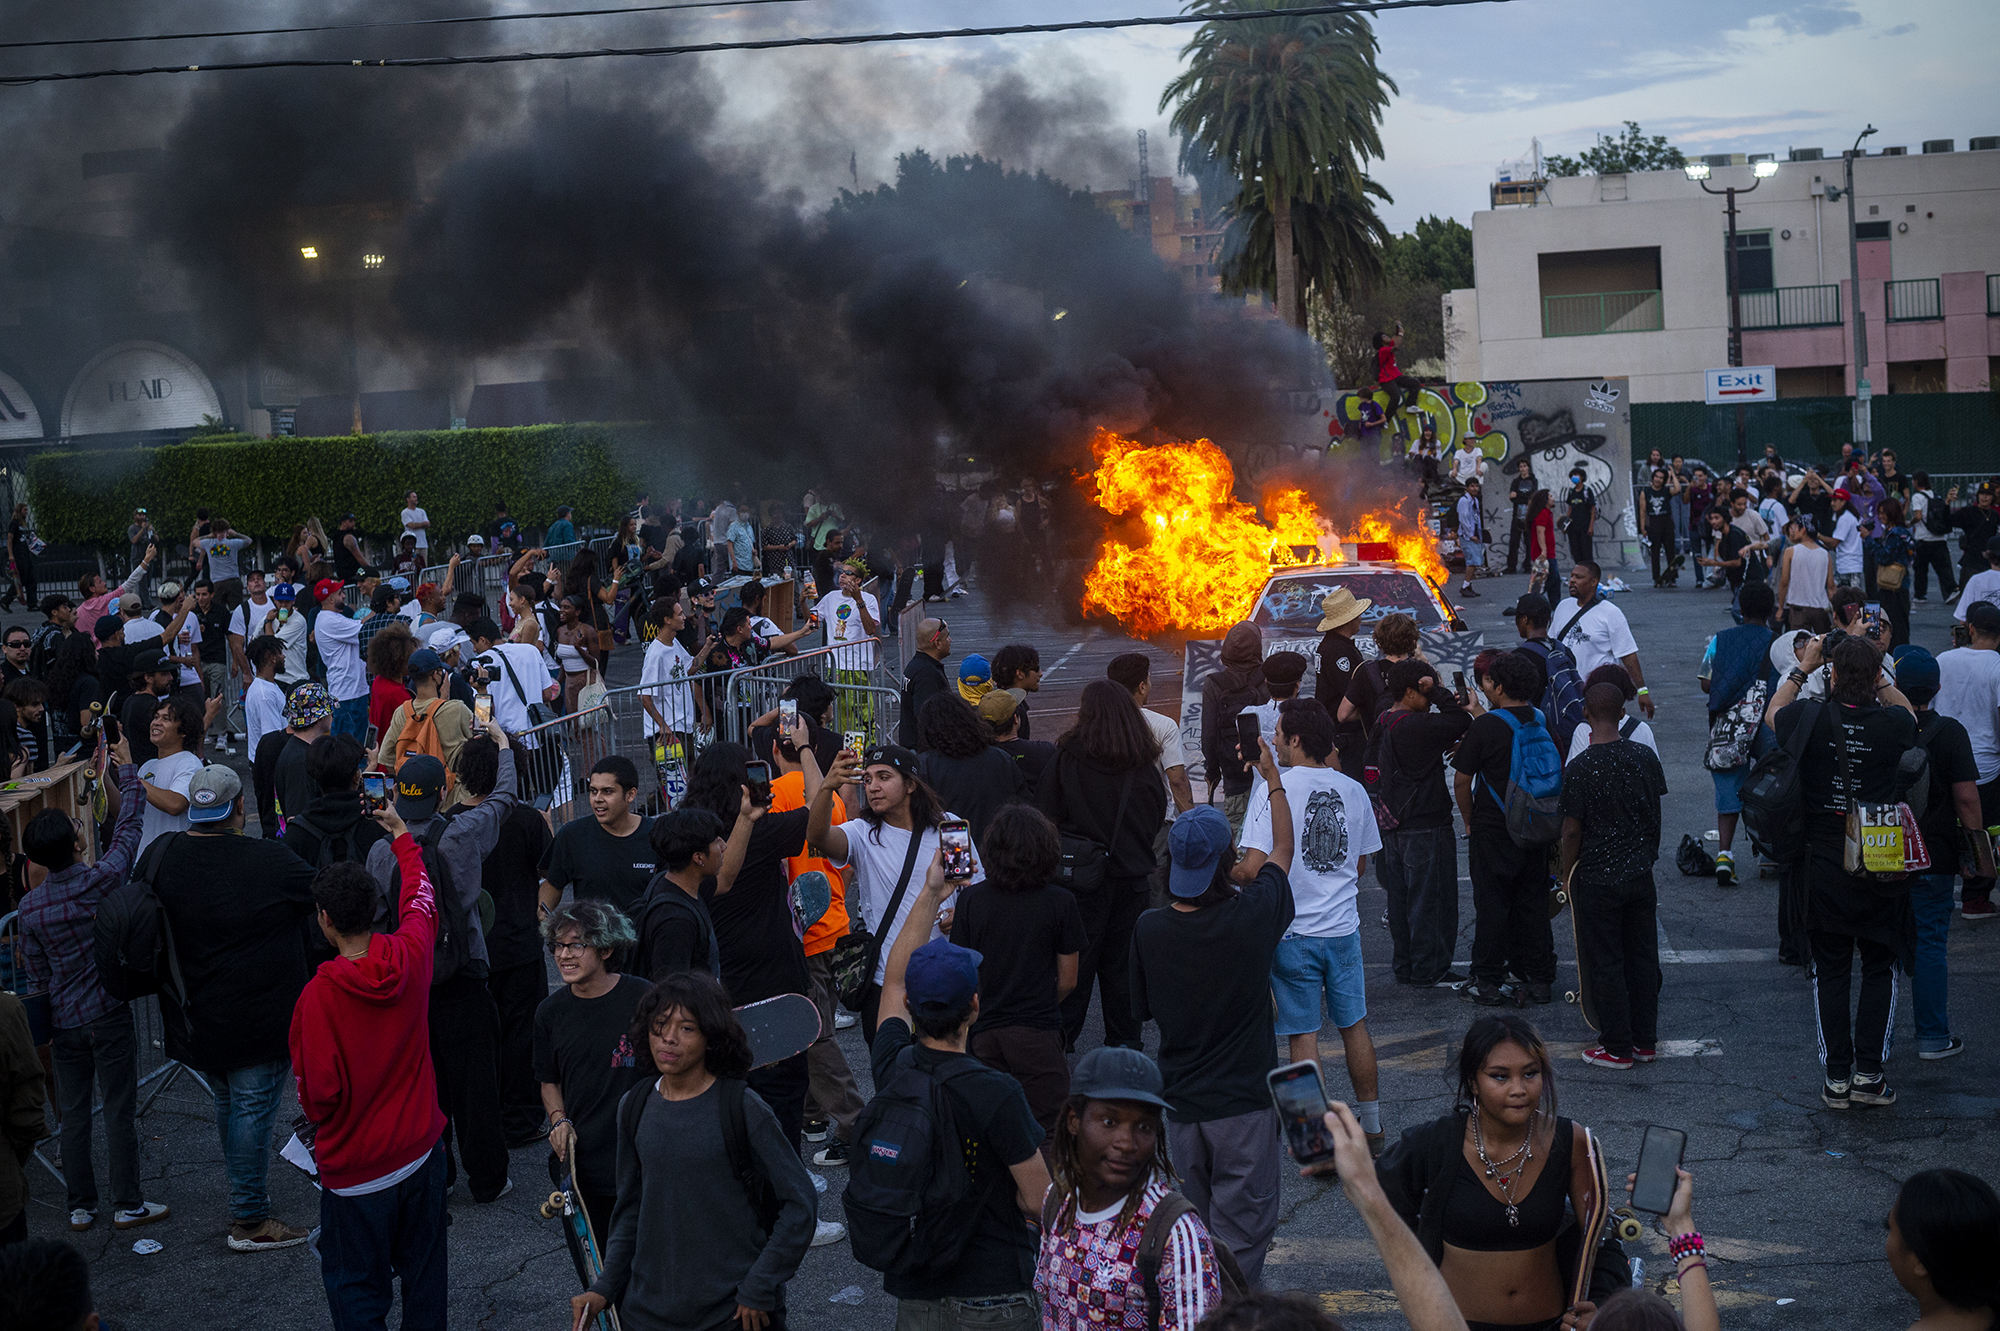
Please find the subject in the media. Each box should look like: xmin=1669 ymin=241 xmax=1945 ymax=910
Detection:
xmin=69 ymin=1208 xmax=95 ymax=1232
xmin=812 ymin=1218 xmax=848 ymax=1247
xmin=114 ymin=1201 xmax=170 ymax=1230
xmin=833 ymin=1010 xmax=857 ymax=1031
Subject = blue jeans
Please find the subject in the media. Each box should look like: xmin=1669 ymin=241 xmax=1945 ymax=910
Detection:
xmin=320 ymin=1142 xmax=449 ymax=1331
xmin=332 ymin=695 xmax=369 ymax=742
xmin=1910 ymin=873 xmax=1954 ymax=1048
xmin=212 ymin=1059 xmax=291 ymax=1224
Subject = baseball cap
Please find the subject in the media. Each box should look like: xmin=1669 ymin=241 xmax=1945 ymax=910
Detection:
xmin=861 ymin=744 xmax=920 ymax=778
xmin=976 ymin=690 xmax=1020 ymax=726
xmin=1832 ymin=487 xmax=1853 ymax=500
xmin=426 ymin=624 xmax=470 ymax=655
xmin=156 ymin=580 xmax=184 ymax=602
xmin=185 ymin=765 xmax=242 ymax=823
xmin=1167 ymin=806 xmax=1233 ymax=898
xmin=313 ymin=578 xmax=343 ymax=603
xmin=93 ymin=615 xmax=124 ymax=643
xmin=355 ymin=565 xmax=381 ymax=581
xmin=466 ymin=533 xmax=487 ymax=546
xmin=395 ymin=754 xmax=448 ymax=822
xmin=271 ymin=581 xmax=298 ymax=601
xmin=408 ymin=647 xmax=444 ymax=677
xmin=957 ymin=654 xmax=993 ymax=703
xmin=1071 ymin=1046 xmax=1172 ymax=1110
xmin=386 ymin=576 xmax=411 ymax=593
xmin=1985 ymin=534 xmax=2000 ymax=560
xmin=690 ymin=577 xmax=716 ymax=597
xmin=1263 ymin=651 xmax=1308 ymax=687
xmin=557 ymin=504 xmax=573 ymax=516
xmin=132 ymin=647 xmax=169 ymax=676
xmin=285 ymin=682 xmax=333 ymax=728
xmin=904 ymin=936 xmax=982 ymax=1013
xmin=1890 ymin=645 xmax=1939 ymax=701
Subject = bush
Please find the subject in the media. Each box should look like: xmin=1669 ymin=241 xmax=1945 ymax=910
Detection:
xmin=25 ymin=424 xmax=642 ymax=547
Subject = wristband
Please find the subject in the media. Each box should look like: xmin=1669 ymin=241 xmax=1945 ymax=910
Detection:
xmin=549 ymin=1114 xmax=570 ymax=1128
xmin=1636 ymin=686 xmax=1650 ymax=696
xmin=1668 ymin=1231 xmax=1704 ymax=1260
xmin=1676 ymin=1259 xmax=1708 ymax=1278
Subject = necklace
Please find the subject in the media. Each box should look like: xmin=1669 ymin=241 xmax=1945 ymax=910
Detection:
xmin=1473 ymin=1106 xmax=1537 ymax=1228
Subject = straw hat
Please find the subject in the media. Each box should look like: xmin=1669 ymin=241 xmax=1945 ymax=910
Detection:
xmin=1315 ymin=586 xmax=1371 ymax=632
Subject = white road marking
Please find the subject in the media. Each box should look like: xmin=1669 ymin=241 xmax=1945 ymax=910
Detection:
xmin=1040 ymin=641 xmax=1085 ymax=679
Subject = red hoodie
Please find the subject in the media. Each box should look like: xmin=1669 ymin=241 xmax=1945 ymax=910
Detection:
xmin=289 ymin=833 xmax=447 ymax=1191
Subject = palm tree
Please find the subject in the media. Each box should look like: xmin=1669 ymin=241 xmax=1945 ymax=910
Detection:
xmin=1162 ymin=0 xmax=1396 ymax=329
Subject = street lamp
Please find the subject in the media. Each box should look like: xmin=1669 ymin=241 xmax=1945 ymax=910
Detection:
xmin=1825 ymin=125 xmax=1878 ymax=446
xmin=1686 ymin=159 xmax=1772 ymax=465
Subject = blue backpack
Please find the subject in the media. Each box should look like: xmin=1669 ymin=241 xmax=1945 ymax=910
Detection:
xmin=1482 ymin=708 xmax=1564 ymax=847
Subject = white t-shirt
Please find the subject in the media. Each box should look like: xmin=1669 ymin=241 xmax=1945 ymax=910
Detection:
xmin=1142 ymin=707 xmax=1189 ymax=821
xmin=831 ymin=816 xmax=983 ymax=984
xmin=1936 ymin=646 xmax=2000 ymax=783
xmin=1831 ymin=511 xmax=1863 ymax=574
xmin=270 ymin=605 xmax=309 ymax=685
xmin=1452 ymin=447 xmax=1483 ymax=483
xmin=813 ymin=590 xmax=881 ymax=671
xmin=1758 ymin=497 xmax=1788 ymax=535
xmin=122 ymin=617 xmax=163 ymax=648
xmin=639 ymin=637 xmax=698 ymax=737
xmin=472 ymin=642 xmax=551 ymax=738
xmin=1551 ymin=596 xmax=1639 ymax=679
xmin=137 ymin=750 xmax=204 ymax=855
xmin=1566 ymin=719 xmax=1659 ymax=764
xmin=400 ymin=506 xmax=430 ymax=550
xmin=169 ymin=615 xmax=202 ymax=690
xmin=1239 ymin=765 xmax=1381 ymax=938
xmin=1954 ymin=570 xmax=2000 ymax=623
xmin=315 ymin=607 xmax=367 ymax=704
xmin=245 ymin=677 xmax=286 ymax=755
xmin=229 ymin=595 xmax=273 ymax=646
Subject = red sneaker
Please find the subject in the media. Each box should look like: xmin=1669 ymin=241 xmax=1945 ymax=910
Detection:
xmin=1581 ymin=1046 xmax=1633 ymax=1070
xmin=1962 ymin=901 xmax=1998 ymax=921
xmin=1631 ymin=1047 xmax=1658 ymax=1063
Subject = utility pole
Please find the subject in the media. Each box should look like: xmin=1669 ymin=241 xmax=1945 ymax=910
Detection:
xmin=1841 ymin=125 xmax=1877 ymax=447
xmin=1689 ymin=159 xmax=1776 ymax=466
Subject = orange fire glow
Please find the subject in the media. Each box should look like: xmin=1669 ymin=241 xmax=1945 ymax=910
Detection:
xmin=1079 ymin=428 xmax=1448 ymax=637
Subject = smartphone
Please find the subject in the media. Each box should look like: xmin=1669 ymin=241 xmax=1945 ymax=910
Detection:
xmin=473 ymin=693 xmax=494 ymax=725
xmin=779 ymin=698 xmax=798 ymax=728
xmin=360 ymin=772 xmax=391 ymax=811
xmin=744 ymin=759 xmax=773 ymax=808
xmin=1630 ymin=1124 xmax=1687 ymax=1215
xmin=1267 ymin=1061 xmax=1337 ymax=1166
xmin=1452 ymin=669 xmax=1467 ymax=701
xmin=1235 ymin=711 xmax=1262 ymax=766
xmin=1865 ymin=602 xmax=1882 ymax=620
xmin=940 ymin=818 xmax=975 ymax=880
xmin=843 ymin=728 xmax=868 ymax=755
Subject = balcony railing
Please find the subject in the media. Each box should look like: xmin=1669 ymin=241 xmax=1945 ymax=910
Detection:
xmin=1886 ymin=277 xmax=1942 ymax=322
xmin=1989 ymin=273 xmax=2000 ymax=316
xmin=1541 ymin=289 xmax=1664 ymax=337
xmin=1739 ymin=284 xmax=1841 ymax=330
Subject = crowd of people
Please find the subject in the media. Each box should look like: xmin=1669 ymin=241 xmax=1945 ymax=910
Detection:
xmin=0 ymin=450 xmax=1996 ymax=1331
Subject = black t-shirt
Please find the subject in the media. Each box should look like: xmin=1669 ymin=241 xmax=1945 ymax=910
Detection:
xmin=486 ymin=802 xmax=554 ymax=969
xmin=993 ymin=738 xmax=1054 ymax=789
xmin=1316 ymin=630 xmax=1363 ymax=719
xmin=635 ymin=878 xmax=720 ymax=981
xmin=1375 ymin=701 xmax=1472 ymax=831
xmin=1711 ymin=526 xmax=1751 ymax=587
xmin=699 ymin=807 xmax=812 ymax=1006
xmin=1344 ymin=659 xmax=1393 ymax=739
xmin=1557 ymin=739 xmax=1668 ymax=883
xmin=1773 ymin=699 xmax=1916 ymax=846
xmin=1642 ymin=488 xmax=1673 ymax=525
xmin=917 ymin=748 xmax=1025 ymax=851
xmin=1915 ymin=712 xmax=1980 ymax=875
xmin=121 ymin=689 xmax=166 ymax=765
xmin=1510 ymin=476 xmax=1537 ymax=523
xmin=1452 ymin=706 xmax=1540 ymax=837
xmin=197 ymin=603 xmax=232 ymax=666
xmin=252 ymin=729 xmax=291 ymax=839
xmin=271 ymin=734 xmax=316 ymax=836
xmin=1565 ymin=485 xmax=1594 ymax=532
xmin=538 ymin=815 xmax=659 ymax=918
xmin=532 ymin=975 xmax=650 ymax=1198
xmin=949 ymin=882 xmax=1086 ymax=1034
xmin=869 ymin=1020 xmax=1043 ymax=1299
xmin=1131 ymin=862 xmax=1295 ymax=1123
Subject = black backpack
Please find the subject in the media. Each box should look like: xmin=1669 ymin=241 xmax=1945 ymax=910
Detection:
xmin=1740 ymin=699 xmax=1819 ymax=864
xmin=92 ymin=833 xmax=187 ymax=1003
xmin=289 ymin=814 xmax=359 ymax=873
xmin=843 ymin=1053 xmax=984 ymax=1278
xmin=390 ymin=814 xmax=485 ymax=985
xmin=617 ymin=1077 xmax=780 ymax=1236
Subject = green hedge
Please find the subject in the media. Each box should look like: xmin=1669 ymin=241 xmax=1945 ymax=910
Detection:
xmin=25 ymin=424 xmax=649 ymax=548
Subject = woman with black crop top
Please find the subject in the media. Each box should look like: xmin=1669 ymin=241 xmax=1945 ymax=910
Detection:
xmin=1376 ymin=1014 xmax=1629 ymax=1331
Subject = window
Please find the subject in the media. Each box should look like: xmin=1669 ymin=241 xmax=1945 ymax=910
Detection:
xmin=1729 ymin=232 xmax=1773 ymax=290
xmin=1855 ymin=221 xmax=1891 ymax=241
xmin=1538 ymin=247 xmax=1663 ymax=336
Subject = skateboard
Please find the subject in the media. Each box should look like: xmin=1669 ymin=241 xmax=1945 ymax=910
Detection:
xmin=790 ymin=870 xmax=832 ymax=935
xmin=652 ymin=736 xmax=689 ymax=812
xmin=1559 ymin=865 xmax=1599 ymax=1034
xmin=1568 ymin=1127 xmax=1610 ymax=1313
xmin=541 ymin=1143 xmax=620 ymax=1331
xmin=738 ymin=993 xmax=822 ymax=1068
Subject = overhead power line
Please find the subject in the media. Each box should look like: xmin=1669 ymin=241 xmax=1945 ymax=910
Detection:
xmin=0 ymin=0 xmax=828 ymax=53
xmin=0 ymin=0 xmax=1515 ymax=86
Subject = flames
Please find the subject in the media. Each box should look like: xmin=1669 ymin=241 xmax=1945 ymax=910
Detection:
xmin=1078 ymin=428 xmax=1447 ymax=638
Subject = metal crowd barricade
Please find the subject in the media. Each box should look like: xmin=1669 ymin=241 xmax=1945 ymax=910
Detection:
xmin=511 ymin=702 xmax=612 ymax=829
xmin=718 ymin=638 xmax=903 ymax=750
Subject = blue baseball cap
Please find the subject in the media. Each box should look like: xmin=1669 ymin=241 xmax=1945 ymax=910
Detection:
xmin=905 ymin=936 xmax=982 ymax=1012
xmin=1167 ymin=806 xmax=1233 ymax=898
xmin=271 ymin=582 xmax=297 ymax=601
xmin=1891 ymin=645 xmax=1938 ymax=700
xmin=386 ymin=575 xmax=411 ymax=593
xmin=407 ymin=647 xmax=443 ymax=678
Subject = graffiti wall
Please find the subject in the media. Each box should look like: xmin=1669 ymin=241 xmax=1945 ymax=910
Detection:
xmin=1328 ymin=378 xmax=1641 ymax=569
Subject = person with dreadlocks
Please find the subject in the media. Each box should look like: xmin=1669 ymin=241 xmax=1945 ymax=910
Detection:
xmin=1034 ymin=1046 xmax=1226 ymax=1331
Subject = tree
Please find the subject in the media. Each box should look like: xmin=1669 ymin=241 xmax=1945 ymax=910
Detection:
xmin=1383 ymin=214 xmax=1473 ymax=291
xmin=1163 ymin=0 xmax=1397 ymax=330
xmin=1544 ymin=121 xmax=1687 ymax=177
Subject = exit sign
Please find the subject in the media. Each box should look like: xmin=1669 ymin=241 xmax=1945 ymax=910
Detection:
xmin=1704 ymin=366 xmax=1777 ymax=404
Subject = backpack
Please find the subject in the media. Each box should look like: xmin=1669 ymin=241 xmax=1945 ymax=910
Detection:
xmin=1523 ymin=639 xmax=1586 ymax=755
xmin=1703 ymin=681 xmax=1767 ymax=772
xmin=392 ymin=701 xmax=458 ymax=799
xmin=843 ymin=1053 xmax=985 ymax=1278
xmin=390 ymin=813 xmax=485 ymax=985
xmin=1365 ymin=709 xmax=1437 ymax=833
xmin=1041 ymin=1188 xmax=1249 ymax=1331
xmin=1740 ymin=699 xmax=1819 ymax=864
xmin=617 ymin=1077 xmax=780 ymax=1236
xmin=1480 ymin=708 xmax=1564 ymax=847
xmin=289 ymin=814 xmax=359 ymax=873
xmin=28 ymin=623 xmax=64 ymax=681
xmin=92 ymin=833 xmax=187 ymax=1003
xmin=1675 ymin=833 xmax=1716 ymax=878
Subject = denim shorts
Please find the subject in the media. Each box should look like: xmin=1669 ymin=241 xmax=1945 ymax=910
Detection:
xmin=1271 ymin=932 xmax=1368 ymax=1034
xmin=1711 ymin=765 xmax=1746 ymax=815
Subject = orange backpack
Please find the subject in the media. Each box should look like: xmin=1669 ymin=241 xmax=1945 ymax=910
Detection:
xmin=392 ymin=699 xmax=458 ymax=797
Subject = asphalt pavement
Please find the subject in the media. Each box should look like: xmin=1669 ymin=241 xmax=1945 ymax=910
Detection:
xmin=9 ymin=567 xmax=1992 ymax=1330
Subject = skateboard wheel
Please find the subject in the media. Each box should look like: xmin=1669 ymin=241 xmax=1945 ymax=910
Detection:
xmin=1615 ymin=1210 xmax=1644 ymax=1242
xmin=541 ymin=1192 xmax=565 ymax=1220
xmin=1564 ymin=990 xmax=1580 ymax=1005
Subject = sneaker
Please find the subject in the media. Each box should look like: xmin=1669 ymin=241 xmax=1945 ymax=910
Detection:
xmin=1459 ymin=981 xmax=1507 ymax=1007
xmin=1523 ymin=982 xmax=1553 ymax=1005
xmin=1849 ymin=1073 xmax=1897 ymax=1107
xmin=1961 ymin=900 xmax=1997 ymax=921
xmin=1581 ymin=1046 xmax=1633 ymax=1070
xmin=813 ymin=1140 xmax=850 ymax=1168
xmin=474 ymin=1179 xmax=514 ymax=1204
xmin=833 ymin=1010 xmax=857 ymax=1030
xmin=1919 ymin=1037 xmax=1965 ymax=1061
xmin=1714 ymin=854 xmax=1736 ymax=887
xmin=1460 ymin=584 xmax=1482 ymax=598
xmin=228 ymin=1217 xmax=311 ymax=1252
xmin=69 ymin=1208 xmax=95 ymax=1232
xmin=1821 ymin=1078 xmax=1851 ymax=1110
xmin=1631 ymin=1047 xmax=1658 ymax=1063
xmin=1424 ymin=971 xmax=1469 ymax=988
xmin=803 ymin=1119 xmax=830 ymax=1145
xmin=812 ymin=1218 xmax=848 ymax=1247
xmin=114 ymin=1202 xmax=170 ymax=1230
xmin=809 ymin=1172 xmax=828 ymax=1195
xmin=1366 ymin=1131 xmax=1386 ymax=1158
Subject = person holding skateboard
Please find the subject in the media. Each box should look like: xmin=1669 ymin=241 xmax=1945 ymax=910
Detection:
xmin=1556 ymin=684 xmax=1670 ymax=1070
xmin=1375 ymin=1015 xmax=1629 ymax=1331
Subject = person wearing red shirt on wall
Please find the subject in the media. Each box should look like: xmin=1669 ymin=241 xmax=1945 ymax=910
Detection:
xmin=1373 ymin=321 xmax=1417 ymax=417
xmin=291 ymin=812 xmax=449 ymax=1331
